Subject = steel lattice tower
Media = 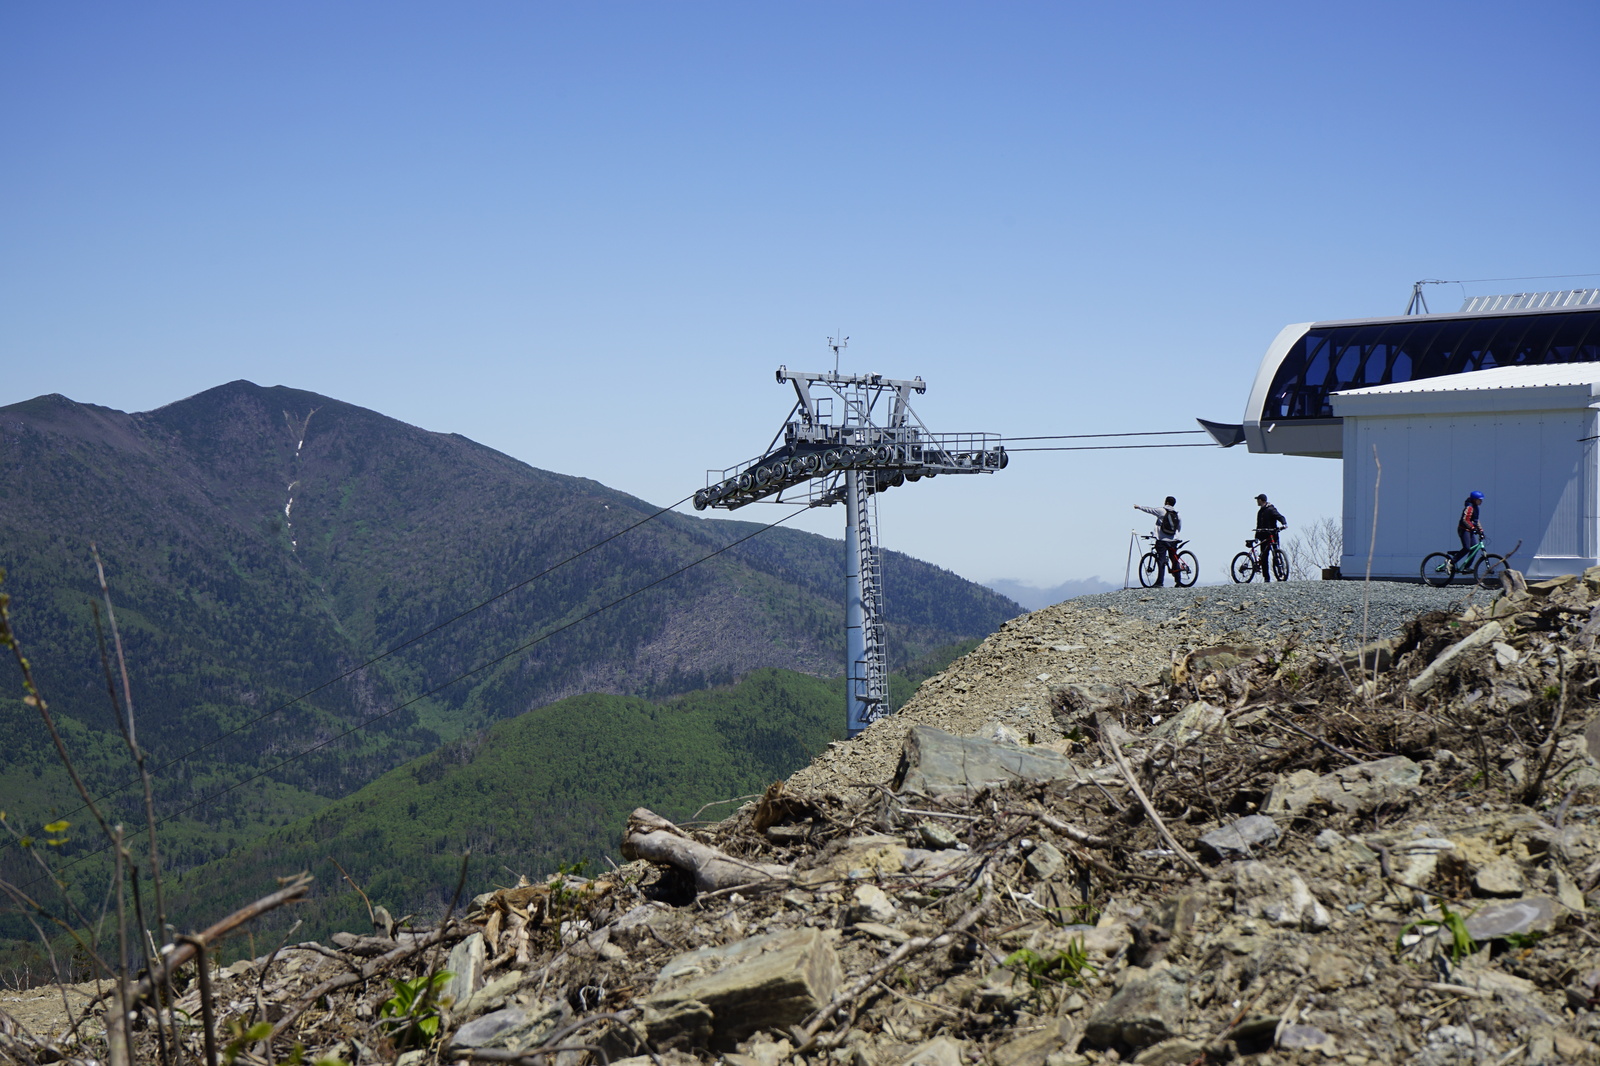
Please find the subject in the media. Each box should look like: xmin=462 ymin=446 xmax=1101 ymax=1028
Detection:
xmin=694 ymin=357 xmax=1007 ymax=737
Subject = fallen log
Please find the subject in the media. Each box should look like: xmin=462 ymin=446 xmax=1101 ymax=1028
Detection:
xmin=622 ymin=808 xmax=792 ymax=894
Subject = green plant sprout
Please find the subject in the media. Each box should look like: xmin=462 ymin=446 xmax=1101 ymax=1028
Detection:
xmin=1397 ymin=900 xmax=1478 ymax=963
xmin=223 ymin=1018 xmax=272 ymax=1065
xmin=378 ymin=970 xmax=453 ymax=1047
xmin=1003 ymin=937 xmax=1097 ymax=990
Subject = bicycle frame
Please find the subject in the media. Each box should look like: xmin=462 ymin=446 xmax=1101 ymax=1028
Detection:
xmin=1451 ymin=539 xmax=1487 ymax=574
xmin=1137 ymin=535 xmax=1196 ymax=588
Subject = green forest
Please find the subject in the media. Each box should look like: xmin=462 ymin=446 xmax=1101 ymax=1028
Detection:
xmin=0 ymin=381 xmax=1011 ymax=978
xmin=3 ymin=644 xmax=975 ymax=975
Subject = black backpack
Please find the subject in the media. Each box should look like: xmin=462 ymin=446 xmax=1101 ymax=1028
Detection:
xmin=1159 ymin=509 xmax=1180 ymax=537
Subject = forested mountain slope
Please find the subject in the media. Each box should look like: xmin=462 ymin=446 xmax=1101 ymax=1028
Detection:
xmin=0 ymin=381 xmax=1014 ymax=902
xmin=167 ymin=667 xmax=847 ymax=949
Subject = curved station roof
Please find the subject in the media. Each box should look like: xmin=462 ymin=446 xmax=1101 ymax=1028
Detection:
xmin=1206 ymin=289 xmax=1600 ymax=458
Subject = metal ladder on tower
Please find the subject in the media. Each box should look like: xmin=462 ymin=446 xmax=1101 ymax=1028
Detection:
xmin=850 ymin=472 xmax=887 ymax=732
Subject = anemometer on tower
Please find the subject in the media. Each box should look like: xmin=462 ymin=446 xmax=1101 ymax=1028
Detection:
xmin=694 ymin=339 xmax=1008 ymax=737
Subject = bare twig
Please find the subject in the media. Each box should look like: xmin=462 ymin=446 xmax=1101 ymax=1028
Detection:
xmin=176 ymin=934 xmax=220 ymax=1066
xmin=897 ymin=808 xmax=982 ymax=822
xmin=132 ymin=874 xmax=314 ymax=1005
xmin=1521 ymin=647 xmax=1570 ymax=807
xmin=92 ymin=547 xmax=170 ymax=950
xmin=0 ymin=586 xmax=117 ymax=852
xmin=110 ymin=826 xmax=136 ymax=1066
xmin=460 ymin=1045 xmax=611 ymax=1065
xmin=329 ymin=855 xmax=377 ymax=930
xmin=1097 ymin=719 xmax=1212 ymax=880
xmin=689 ymin=793 xmax=763 ymax=822
xmin=267 ymin=917 xmax=466 ymax=1045
xmin=531 ymin=1010 xmax=664 ymax=1066
xmin=411 ymin=850 xmax=474 ymax=1030
xmin=799 ymin=871 xmax=995 ymax=1046
xmin=1362 ymin=446 xmax=1381 ymax=700
xmin=999 ymin=809 xmax=1112 ymax=848
xmin=1263 ymin=709 xmax=1370 ymax=765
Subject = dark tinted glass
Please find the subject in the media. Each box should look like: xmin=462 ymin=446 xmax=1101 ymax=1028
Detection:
xmin=1260 ymin=310 xmax=1600 ymax=422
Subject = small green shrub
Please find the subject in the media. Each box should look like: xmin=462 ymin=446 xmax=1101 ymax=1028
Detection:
xmin=378 ymin=970 xmax=453 ymax=1047
xmin=1003 ymin=937 xmax=1097 ymax=990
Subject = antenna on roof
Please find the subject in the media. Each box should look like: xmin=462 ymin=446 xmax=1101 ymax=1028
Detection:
xmin=828 ymin=333 xmax=848 ymax=374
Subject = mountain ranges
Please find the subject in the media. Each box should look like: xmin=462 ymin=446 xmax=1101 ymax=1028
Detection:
xmin=0 ymin=380 xmax=1016 ymax=957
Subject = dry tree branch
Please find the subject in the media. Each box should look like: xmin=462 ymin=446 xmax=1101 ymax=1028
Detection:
xmin=1362 ymin=446 xmax=1381 ymax=700
xmin=688 ymin=793 xmax=763 ymax=822
xmin=622 ymin=808 xmax=792 ymax=894
xmin=796 ymin=870 xmax=996 ymax=1048
xmin=175 ymin=934 xmax=220 ymax=1066
xmin=1521 ymin=647 xmax=1570 ymax=807
xmin=131 ymin=874 xmax=314 ymax=1006
xmin=999 ymin=809 xmax=1112 ymax=848
xmin=1263 ymin=709 xmax=1371 ymax=765
xmin=328 ymin=854 xmax=378 ymax=931
xmin=1097 ymin=717 xmax=1212 ymax=881
xmin=0 ymin=583 xmax=117 ymax=854
xmin=267 ymin=916 xmax=467 ymax=1046
xmin=0 ymin=823 xmax=120 ymax=982
xmin=92 ymin=545 xmax=183 ymax=1064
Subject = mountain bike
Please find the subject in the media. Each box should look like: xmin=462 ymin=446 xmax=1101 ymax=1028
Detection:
xmin=1138 ymin=536 xmax=1197 ymax=588
xmin=1231 ymin=532 xmax=1289 ymax=583
xmin=1421 ymin=537 xmax=1508 ymax=588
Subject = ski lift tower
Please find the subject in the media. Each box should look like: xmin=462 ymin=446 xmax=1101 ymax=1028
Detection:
xmin=693 ymin=346 xmax=1008 ymax=737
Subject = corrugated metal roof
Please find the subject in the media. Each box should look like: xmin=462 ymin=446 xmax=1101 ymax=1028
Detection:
xmin=1458 ymin=289 xmax=1600 ymax=312
xmin=1335 ymin=363 xmax=1600 ymax=397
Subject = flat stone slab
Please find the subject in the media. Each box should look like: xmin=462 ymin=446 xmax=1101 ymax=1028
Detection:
xmin=1084 ymin=969 xmax=1189 ymax=1051
xmin=444 ymin=932 xmax=486 ymax=1009
xmin=1050 ymin=682 xmax=1138 ymax=730
xmin=449 ymin=1000 xmax=568 ymax=1052
xmin=900 ymin=1037 xmax=966 ymax=1066
xmin=1198 ymin=815 xmax=1280 ymax=860
xmin=893 ymin=725 xmax=1081 ymax=794
xmin=643 ymin=927 xmax=842 ymax=1049
xmin=1266 ymin=756 xmax=1422 ymax=816
xmin=1461 ymin=896 xmax=1557 ymax=941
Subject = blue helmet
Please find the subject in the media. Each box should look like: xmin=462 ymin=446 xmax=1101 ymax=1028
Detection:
xmin=1469 ymin=490 xmax=1485 ymax=501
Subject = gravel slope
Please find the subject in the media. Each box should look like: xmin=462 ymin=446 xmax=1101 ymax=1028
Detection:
xmin=790 ymin=578 xmax=1482 ymax=797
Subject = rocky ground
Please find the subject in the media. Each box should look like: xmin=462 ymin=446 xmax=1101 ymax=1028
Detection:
xmin=6 ymin=576 xmax=1600 ymax=1066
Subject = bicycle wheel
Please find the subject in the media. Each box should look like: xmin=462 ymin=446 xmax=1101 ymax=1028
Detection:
xmin=1421 ymin=552 xmax=1454 ymax=588
xmin=1271 ymin=549 xmax=1289 ymax=582
xmin=1174 ymin=550 xmax=1198 ymax=587
xmin=1230 ymin=552 xmax=1256 ymax=583
xmin=1137 ymin=551 xmax=1162 ymax=588
xmin=1474 ymin=554 xmax=1509 ymax=589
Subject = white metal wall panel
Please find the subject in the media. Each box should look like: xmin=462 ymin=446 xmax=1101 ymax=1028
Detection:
xmin=1340 ymin=408 xmax=1599 ymax=580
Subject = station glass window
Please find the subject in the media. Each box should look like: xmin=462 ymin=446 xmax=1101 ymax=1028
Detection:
xmin=1261 ymin=310 xmax=1600 ymax=422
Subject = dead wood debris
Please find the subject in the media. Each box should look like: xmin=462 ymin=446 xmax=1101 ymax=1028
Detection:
xmin=17 ymin=571 xmax=1600 ymax=1065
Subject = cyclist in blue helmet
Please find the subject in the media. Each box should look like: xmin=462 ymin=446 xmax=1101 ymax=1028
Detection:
xmin=1449 ymin=491 xmax=1486 ymax=568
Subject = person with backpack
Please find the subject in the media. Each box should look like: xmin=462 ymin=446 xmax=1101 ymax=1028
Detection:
xmin=1254 ymin=493 xmax=1288 ymax=581
xmin=1449 ymin=491 xmax=1486 ymax=567
xmin=1134 ymin=497 xmax=1185 ymax=587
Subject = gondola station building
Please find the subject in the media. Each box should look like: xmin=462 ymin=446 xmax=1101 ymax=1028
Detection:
xmin=1206 ymin=289 xmax=1600 ymax=581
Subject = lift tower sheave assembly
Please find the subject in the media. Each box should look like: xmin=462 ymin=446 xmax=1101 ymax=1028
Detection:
xmin=694 ymin=361 xmax=1008 ymax=738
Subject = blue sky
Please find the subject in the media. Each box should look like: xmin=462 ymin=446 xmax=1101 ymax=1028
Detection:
xmin=4 ymin=2 xmax=1598 ymax=593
